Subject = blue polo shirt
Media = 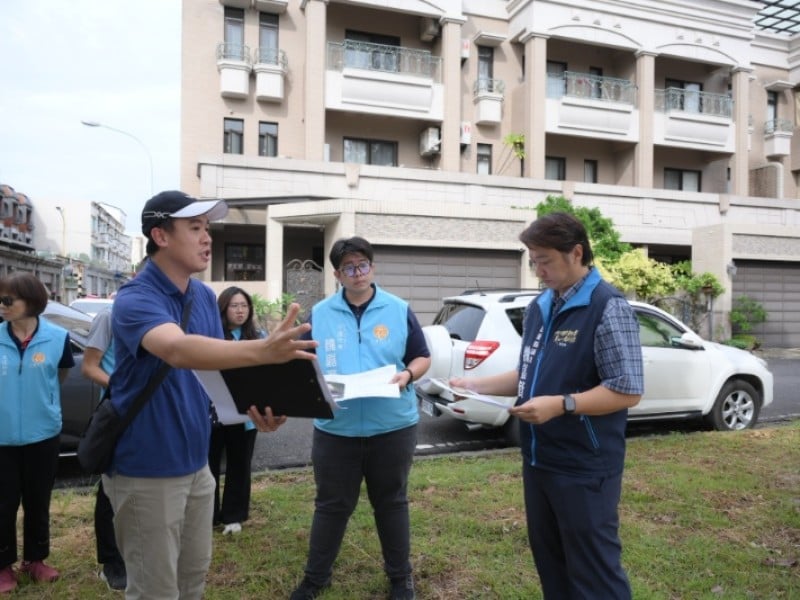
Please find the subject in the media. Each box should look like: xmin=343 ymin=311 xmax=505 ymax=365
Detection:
xmin=109 ymin=261 xmax=223 ymax=477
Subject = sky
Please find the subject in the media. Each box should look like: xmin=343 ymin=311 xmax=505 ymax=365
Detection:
xmin=0 ymin=0 xmax=181 ymax=236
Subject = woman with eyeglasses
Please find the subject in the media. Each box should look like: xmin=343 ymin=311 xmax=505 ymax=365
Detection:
xmin=280 ymin=236 xmax=431 ymax=600
xmin=0 ymin=273 xmax=75 ymax=593
xmin=207 ymin=286 xmax=265 ymax=535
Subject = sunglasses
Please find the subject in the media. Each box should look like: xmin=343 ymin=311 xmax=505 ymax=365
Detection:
xmin=0 ymin=296 xmax=18 ymax=307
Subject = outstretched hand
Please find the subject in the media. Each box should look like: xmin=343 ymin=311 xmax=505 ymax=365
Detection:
xmin=262 ymin=303 xmax=317 ymax=363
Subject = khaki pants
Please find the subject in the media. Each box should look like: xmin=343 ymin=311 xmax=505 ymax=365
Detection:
xmin=102 ymin=466 xmax=215 ymax=600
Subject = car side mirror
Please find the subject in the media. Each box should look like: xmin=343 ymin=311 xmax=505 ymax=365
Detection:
xmin=670 ymin=332 xmax=705 ymax=350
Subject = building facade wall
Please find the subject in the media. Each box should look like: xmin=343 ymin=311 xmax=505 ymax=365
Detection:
xmin=183 ymin=0 xmax=800 ymax=344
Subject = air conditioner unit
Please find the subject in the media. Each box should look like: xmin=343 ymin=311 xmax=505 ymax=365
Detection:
xmin=419 ymin=127 xmax=441 ymax=156
xmin=420 ymin=17 xmax=440 ymax=42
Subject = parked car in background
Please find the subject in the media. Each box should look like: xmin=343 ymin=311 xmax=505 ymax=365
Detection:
xmin=41 ymin=301 xmax=103 ymax=454
xmin=418 ymin=290 xmax=774 ymax=445
xmin=69 ymin=297 xmax=114 ymax=318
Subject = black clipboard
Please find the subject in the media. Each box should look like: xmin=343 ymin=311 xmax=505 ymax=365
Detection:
xmin=220 ymin=359 xmax=335 ymax=419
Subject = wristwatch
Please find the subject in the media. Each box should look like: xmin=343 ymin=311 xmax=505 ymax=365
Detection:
xmin=562 ymin=394 xmax=577 ymax=415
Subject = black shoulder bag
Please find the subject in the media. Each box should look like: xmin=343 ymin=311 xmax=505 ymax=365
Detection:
xmin=76 ymin=298 xmax=193 ymax=475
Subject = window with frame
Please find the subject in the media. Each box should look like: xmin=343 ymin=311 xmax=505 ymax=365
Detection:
xmin=258 ymin=12 xmax=279 ymax=64
xmin=343 ymin=137 xmax=397 ymax=166
xmin=589 ymin=66 xmax=603 ymax=99
xmin=344 ymin=30 xmax=401 ymax=72
xmin=477 ymin=46 xmax=494 ymax=91
xmin=665 ymin=78 xmax=702 ymax=113
xmin=664 ymin=168 xmax=701 ymax=191
xmin=225 ymin=244 xmax=265 ymax=281
xmin=224 ymin=118 xmax=244 ymax=154
xmin=477 ymin=143 xmax=492 ymax=175
xmin=584 ymin=159 xmax=598 ymax=183
xmin=259 ymin=122 xmax=278 ymax=157
xmin=224 ymin=7 xmax=245 ymax=60
xmin=545 ymin=156 xmax=566 ymax=181
xmin=546 ymin=61 xmax=567 ymax=98
xmin=767 ymin=90 xmax=778 ymax=122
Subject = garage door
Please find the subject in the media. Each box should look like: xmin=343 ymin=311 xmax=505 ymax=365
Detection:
xmin=732 ymin=260 xmax=800 ymax=348
xmin=373 ymin=246 xmax=522 ymax=325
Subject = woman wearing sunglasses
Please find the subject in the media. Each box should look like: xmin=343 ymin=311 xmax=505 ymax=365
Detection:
xmin=0 ymin=274 xmax=75 ymax=593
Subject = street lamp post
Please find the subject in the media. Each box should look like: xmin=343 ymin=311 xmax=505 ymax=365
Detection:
xmin=81 ymin=120 xmax=154 ymax=196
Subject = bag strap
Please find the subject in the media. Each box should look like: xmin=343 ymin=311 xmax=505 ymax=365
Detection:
xmin=118 ymin=295 xmax=194 ymax=431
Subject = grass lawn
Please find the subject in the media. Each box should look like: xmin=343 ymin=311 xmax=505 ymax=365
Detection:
xmin=9 ymin=422 xmax=800 ymax=599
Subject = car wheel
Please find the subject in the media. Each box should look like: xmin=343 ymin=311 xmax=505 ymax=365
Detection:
xmin=418 ymin=325 xmax=452 ymax=394
xmin=502 ymin=414 xmax=521 ymax=447
xmin=706 ymin=380 xmax=761 ymax=431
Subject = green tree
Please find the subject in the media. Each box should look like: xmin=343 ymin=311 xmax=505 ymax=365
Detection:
xmin=535 ymin=195 xmax=631 ymax=262
xmin=729 ymin=295 xmax=767 ymax=335
xmin=600 ymin=249 xmax=676 ymax=302
xmin=250 ymin=292 xmax=298 ymax=332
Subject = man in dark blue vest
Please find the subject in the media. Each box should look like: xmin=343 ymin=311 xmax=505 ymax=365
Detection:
xmin=451 ymin=212 xmax=643 ymax=599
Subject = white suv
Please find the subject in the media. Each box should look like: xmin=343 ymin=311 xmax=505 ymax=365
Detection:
xmin=417 ymin=290 xmax=774 ymax=445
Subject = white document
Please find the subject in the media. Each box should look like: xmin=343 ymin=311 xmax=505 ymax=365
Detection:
xmin=422 ymin=377 xmax=511 ymax=409
xmin=194 ymin=370 xmax=249 ymax=425
xmin=325 ymin=365 xmax=401 ymax=402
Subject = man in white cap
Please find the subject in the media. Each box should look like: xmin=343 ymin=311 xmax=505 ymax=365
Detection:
xmin=101 ymin=191 xmax=317 ymax=599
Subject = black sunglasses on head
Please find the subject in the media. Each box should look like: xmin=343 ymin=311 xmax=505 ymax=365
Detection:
xmin=0 ymin=296 xmax=17 ymax=307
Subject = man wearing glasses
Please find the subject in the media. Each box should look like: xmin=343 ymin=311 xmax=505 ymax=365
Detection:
xmin=287 ymin=236 xmax=430 ymax=600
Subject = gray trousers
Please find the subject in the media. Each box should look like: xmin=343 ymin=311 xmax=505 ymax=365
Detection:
xmin=102 ymin=465 xmax=215 ymax=600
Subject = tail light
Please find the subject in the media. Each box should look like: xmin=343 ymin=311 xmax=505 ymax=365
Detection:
xmin=464 ymin=340 xmax=500 ymax=370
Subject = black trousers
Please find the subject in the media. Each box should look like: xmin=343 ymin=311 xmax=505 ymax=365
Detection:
xmin=208 ymin=424 xmax=257 ymax=525
xmin=0 ymin=435 xmax=60 ymax=569
xmin=94 ymin=480 xmax=123 ymax=566
xmin=303 ymin=425 xmax=417 ymax=585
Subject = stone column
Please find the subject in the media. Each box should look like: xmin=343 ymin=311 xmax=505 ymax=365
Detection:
xmin=439 ymin=17 xmax=465 ymax=172
xmin=634 ymin=51 xmax=656 ymax=188
xmin=731 ymin=67 xmax=751 ymax=196
xmin=521 ymin=33 xmax=547 ymax=179
xmin=302 ymin=0 xmax=328 ymax=161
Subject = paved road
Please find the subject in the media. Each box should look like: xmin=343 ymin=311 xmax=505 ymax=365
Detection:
xmin=55 ymin=356 xmax=799 ymax=488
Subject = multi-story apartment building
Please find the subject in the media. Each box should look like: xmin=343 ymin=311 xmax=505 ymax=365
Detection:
xmin=181 ymin=0 xmax=800 ymax=346
xmin=0 ymin=183 xmax=133 ymax=303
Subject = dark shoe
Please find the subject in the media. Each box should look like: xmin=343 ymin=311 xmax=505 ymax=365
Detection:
xmin=19 ymin=560 xmax=59 ymax=583
xmin=390 ymin=574 xmax=416 ymax=600
xmin=99 ymin=561 xmax=127 ymax=591
xmin=0 ymin=566 xmax=17 ymax=594
xmin=289 ymin=576 xmax=331 ymax=600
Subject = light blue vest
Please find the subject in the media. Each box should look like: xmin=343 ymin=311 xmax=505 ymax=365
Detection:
xmin=312 ymin=286 xmax=418 ymax=437
xmin=0 ymin=319 xmax=67 ymax=445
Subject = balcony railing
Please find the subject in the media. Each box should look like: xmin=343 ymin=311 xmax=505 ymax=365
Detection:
xmin=764 ymin=118 xmax=793 ymax=134
xmin=216 ymin=43 xmax=250 ymax=63
xmin=327 ymin=40 xmax=442 ymax=82
xmin=655 ymin=88 xmax=732 ymax=118
xmin=254 ymin=47 xmax=287 ymax=69
xmin=547 ymin=71 xmax=636 ymax=104
xmin=473 ymin=78 xmax=505 ymax=96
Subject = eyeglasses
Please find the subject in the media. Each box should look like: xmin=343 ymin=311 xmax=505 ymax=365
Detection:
xmin=228 ymin=303 xmax=249 ymax=310
xmin=340 ymin=261 xmax=372 ymax=277
xmin=0 ymin=296 xmax=18 ymax=307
